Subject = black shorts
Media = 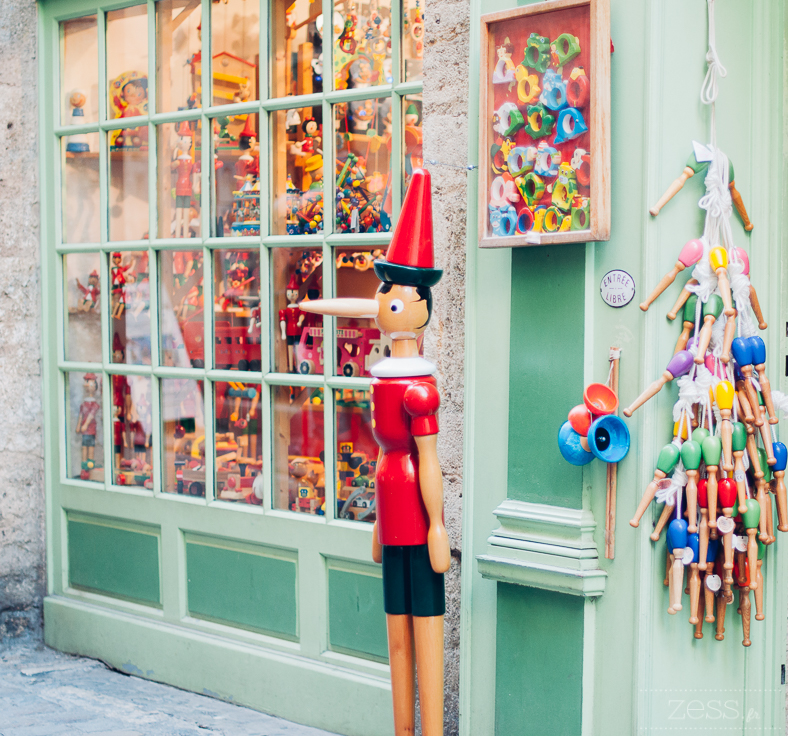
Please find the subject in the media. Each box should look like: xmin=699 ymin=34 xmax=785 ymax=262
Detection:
xmin=82 ymin=435 xmax=96 ymax=447
xmin=286 ymin=335 xmax=297 ymax=346
xmin=176 ymin=194 xmax=190 ymax=208
xmin=382 ymin=544 xmax=445 ymax=618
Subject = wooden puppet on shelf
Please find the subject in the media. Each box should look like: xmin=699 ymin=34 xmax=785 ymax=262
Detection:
xmin=300 ymin=168 xmax=449 ymax=736
xmin=75 ymin=373 xmax=100 ymax=480
xmin=172 ymin=122 xmax=199 ymax=238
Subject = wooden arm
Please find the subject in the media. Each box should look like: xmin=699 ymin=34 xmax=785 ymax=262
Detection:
xmin=371 ymin=449 xmax=383 ymax=563
xmin=728 ymin=180 xmax=753 ymax=231
xmin=650 ymin=166 xmax=695 ymax=217
xmin=414 ymin=434 xmax=450 ymax=574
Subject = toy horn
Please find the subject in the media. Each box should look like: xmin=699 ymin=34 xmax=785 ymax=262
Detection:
xmin=558 ymin=421 xmax=594 ymax=466
xmin=587 ymin=415 xmax=630 ymax=463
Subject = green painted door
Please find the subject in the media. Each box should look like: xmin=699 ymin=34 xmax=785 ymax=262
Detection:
xmin=38 ymin=0 xmax=425 ymax=733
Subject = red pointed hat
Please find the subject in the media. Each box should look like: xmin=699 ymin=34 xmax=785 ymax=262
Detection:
xmin=374 ymin=168 xmax=442 ymax=287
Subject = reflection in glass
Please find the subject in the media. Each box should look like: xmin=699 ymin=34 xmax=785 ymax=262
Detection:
xmin=111 ymin=374 xmax=153 ymax=488
xmin=212 ymin=0 xmax=260 ymax=105
xmin=162 ymin=378 xmax=205 ymax=496
xmin=271 ymin=248 xmax=323 ymax=374
xmin=214 ymin=250 xmax=261 ymax=371
xmin=156 ymin=0 xmax=201 ymax=113
xmin=109 ymin=138 xmax=149 ymax=241
xmin=110 ymin=251 xmax=151 ymax=365
xmin=273 ymin=384 xmax=325 ymax=514
xmin=212 ymin=113 xmax=260 ymax=237
xmin=67 ymin=371 xmax=103 ymax=482
xmin=160 ymin=250 xmax=204 ymax=368
xmin=107 ymin=6 xmax=148 ymax=127
xmin=335 ymin=390 xmax=377 ymax=523
xmin=334 ymin=100 xmax=392 ymax=233
xmin=63 ymin=133 xmax=100 ymax=244
xmin=157 ymin=122 xmax=202 ymax=239
xmin=333 ymin=0 xmax=392 ymax=90
xmin=403 ymin=95 xmax=423 ymax=192
xmin=271 ymin=108 xmax=323 ymax=235
xmin=65 ymin=253 xmax=102 ymax=363
xmin=215 ymin=382 xmax=263 ymax=502
xmin=402 ymin=0 xmax=424 ymax=82
xmin=335 ymin=248 xmax=390 ymax=377
xmin=271 ymin=0 xmax=324 ymax=98
xmin=61 ymin=16 xmax=98 ymax=125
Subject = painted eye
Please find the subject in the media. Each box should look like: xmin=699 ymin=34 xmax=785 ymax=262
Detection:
xmin=389 ymin=299 xmax=405 ymax=313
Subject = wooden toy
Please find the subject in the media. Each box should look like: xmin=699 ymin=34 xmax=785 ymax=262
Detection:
xmin=731 ymin=422 xmax=749 ymax=514
xmin=673 ymin=295 xmax=697 ymax=354
xmin=714 ymin=381 xmax=734 ymax=472
xmin=650 ymin=501 xmax=674 ymax=543
xmin=720 ymin=307 xmax=737 ymax=363
xmin=754 ymin=541 xmax=766 ymax=620
xmin=299 ymin=169 xmax=447 ymax=736
xmin=708 ymin=247 xmax=735 ymax=316
xmin=717 ymin=478 xmax=737 ymax=586
xmin=623 ymin=351 xmax=693 ymax=417
xmin=742 ymin=499 xmax=760 ymax=590
xmin=639 ymin=239 xmax=703 ymax=312
xmin=693 ymin=295 xmax=723 ymax=364
xmin=630 ymin=443 xmax=679 ymax=528
xmin=748 ymin=336 xmax=777 ymax=424
xmin=701 ymin=436 xmax=722 ymax=534
xmin=667 ymin=518 xmax=688 ymax=614
xmin=687 ymin=533 xmax=701 ymax=625
xmin=749 ymin=284 xmax=767 ymax=329
xmin=772 ymin=441 xmax=788 ymax=532
xmin=680 ymin=439 xmax=701 ymax=533
xmin=666 ymin=279 xmax=698 ymax=321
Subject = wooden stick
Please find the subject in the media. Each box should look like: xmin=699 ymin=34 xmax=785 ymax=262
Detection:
xmin=715 ymin=592 xmax=726 ymax=640
xmin=605 ymin=349 xmax=620 ymax=560
xmin=650 ymin=166 xmax=695 ymax=216
xmin=739 ymin=587 xmax=752 ymax=647
xmin=729 ymin=181 xmax=754 ymax=231
xmin=386 ymin=614 xmax=416 ymax=735
xmin=639 ymin=262 xmax=686 ymax=312
xmin=688 ymin=562 xmax=701 ymax=625
xmin=754 ymin=559 xmax=764 ymax=621
xmin=413 ymin=615 xmax=445 ymax=736
xmin=667 ymin=280 xmax=697 ymax=321
xmin=694 ymin=586 xmax=705 ymax=639
xmin=650 ymin=503 xmax=674 ymax=542
xmin=749 ymin=284 xmax=767 ymax=330
xmin=704 ymin=575 xmax=716 ymax=623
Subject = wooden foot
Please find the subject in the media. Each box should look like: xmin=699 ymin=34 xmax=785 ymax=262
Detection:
xmin=414 ymin=615 xmax=444 ymax=736
xmin=386 ymin=614 xmax=416 ymax=736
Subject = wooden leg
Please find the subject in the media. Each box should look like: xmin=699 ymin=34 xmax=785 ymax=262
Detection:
xmin=715 ymin=594 xmax=726 ymax=641
xmin=386 ymin=614 xmax=416 ymax=736
xmin=704 ymin=578 xmax=715 ymax=623
xmin=740 ymin=587 xmax=751 ymax=647
xmin=413 ymin=615 xmax=444 ymax=736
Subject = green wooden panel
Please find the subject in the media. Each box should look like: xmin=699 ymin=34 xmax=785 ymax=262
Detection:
xmin=186 ymin=540 xmax=297 ymax=639
xmin=68 ymin=518 xmax=161 ymax=605
xmin=508 ymin=245 xmax=586 ymax=509
xmin=495 ymin=583 xmax=583 ymax=735
xmin=328 ymin=567 xmax=388 ymax=662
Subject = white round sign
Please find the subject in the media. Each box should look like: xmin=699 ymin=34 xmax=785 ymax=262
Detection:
xmin=600 ymin=270 xmax=636 ymax=308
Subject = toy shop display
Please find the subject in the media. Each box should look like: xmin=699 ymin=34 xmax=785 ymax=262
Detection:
xmin=160 ymin=250 xmax=205 ymax=369
xmin=66 ymin=253 xmax=102 ymax=364
xmin=108 ymin=72 xmax=148 ymax=150
xmin=479 ymin=0 xmax=610 ymax=245
xmin=402 ymin=97 xmax=423 ymax=192
xmin=336 ymin=390 xmax=378 ymax=523
xmin=270 ymin=0 xmax=325 ymax=99
xmin=109 ymin=251 xmax=152 ymax=366
xmin=402 ymin=0 xmax=424 ymax=82
xmin=63 ymin=123 xmax=100 ymax=244
xmin=300 ymin=168 xmax=449 ymax=736
xmin=112 ymin=374 xmax=153 ymax=489
xmin=162 ymin=378 xmax=206 ymax=496
xmin=209 ymin=0 xmax=260 ymax=106
xmin=71 ymin=372 xmax=103 ymax=482
xmin=215 ymin=382 xmax=263 ymax=502
xmin=170 ymin=121 xmax=201 ymax=239
xmin=626 ymin=2 xmax=775 ymax=645
xmin=155 ymin=0 xmax=201 ymax=113
xmin=213 ymin=250 xmax=261 ymax=372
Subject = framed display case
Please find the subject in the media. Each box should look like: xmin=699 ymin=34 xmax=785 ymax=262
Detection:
xmin=478 ymin=0 xmax=610 ymax=247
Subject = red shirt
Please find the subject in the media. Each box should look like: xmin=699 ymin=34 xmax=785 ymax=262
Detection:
xmin=279 ymin=305 xmax=303 ymax=337
xmin=79 ymin=400 xmax=100 ymax=436
xmin=370 ymin=371 xmax=440 ymax=546
xmin=174 ymin=157 xmax=196 ymax=196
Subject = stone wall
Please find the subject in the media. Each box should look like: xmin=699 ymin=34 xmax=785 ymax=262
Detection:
xmin=0 ymin=0 xmax=44 ymax=642
xmin=422 ymin=0 xmax=470 ymax=730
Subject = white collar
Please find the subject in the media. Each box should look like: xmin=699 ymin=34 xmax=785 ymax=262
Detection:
xmin=370 ymin=356 xmax=436 ymax=378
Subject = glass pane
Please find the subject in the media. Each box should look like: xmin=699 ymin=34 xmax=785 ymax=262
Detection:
xmin=270 ymin=0 xmax=323 ymax=98
xmin=334 ymin=99 xmax=392 ymax=233
xmin=160 ymin=250 xmax=205 ymax=368
xmin=214 ymin=249 xmax=261 ymax=370
xmin=67 ymin=371 xmax=103 ymax=482
xmin=336 ymin=389 xmax=377 ymax=523
xmin=333 ymin=0 xmax=392 ymax=90
xmin=109 ymin=138 xmax=150 ymax=241
xmin=212 ymin=113 xmax=260 ymax=237
xmin=157 ymin=121 xmax=202 ymax=239
xmin=161 ymin=378 xmax=206 ymax=496
xmin=65 ymin=253 xmax=102 ymax=363
xmin=212 ymin=0 xmax=260 ymax=105
xmin=110 ymin=250 xmax=152 ymax=365
xmin=403 ymin=94 xmax=422 ymax=193
xmin=402 ymin=0 xmax=424 ymax=82
xmin=271 ymin=247 xmax=323 ymax=374
xmin=61 ymin=16 xmax=98 ymax=125
xmin=271 ymin=107 xmax=324 ymax=236
xmin=111 ymin=374 xmax=153 ymax=489
xmin=107 ymin=6 xmax=149 ymax=123
xmin=156 ymin=0 xmax=202 ymax=113
xmin=63 ymin=133 xmax=100 ymax=243
xmin=215 ymin=382 xmax=263 ymax=502
xmin=272 ymin=384 xmax=325 ymax=514
xmin=335 ymin=247 xmax=391 ymax=377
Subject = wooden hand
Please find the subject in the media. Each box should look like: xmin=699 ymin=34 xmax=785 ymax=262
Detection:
xmin=415 ymin=434 xmax=450 ymax=574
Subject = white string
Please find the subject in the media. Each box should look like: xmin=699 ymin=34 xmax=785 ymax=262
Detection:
xmin=700 ymin=0 xmax=727 ymax=148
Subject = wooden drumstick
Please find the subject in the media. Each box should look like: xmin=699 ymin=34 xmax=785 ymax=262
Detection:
xmin=694 ymin=296 xmax=723 ymax=364
xmin=630 ymin=444 xmax=681 ymax=527
xmin=650 ymin=503 xmax=675 ymax=542
xmin=720 ymin=310 xmax=737 ymax=364
xmin=731 ymin=422 xmax=749 ymax=514
xmin=728 ymin=180 xmax=753 ymax=231
xmin=714 ymin=381 xmax=735 ymax=472
xmin=681 ymin=440 xmax=702 ymax=533
xmin=709 ymin=247 xmax=735 ymax=317
xmin=697 ymin=479 xmax=709 ymax=571
xmin=748 ymin=336 xmax=778 ymax=424
xmin=739 ymin=585 xmax=752 ymax=647
xmin=667 ymin=518 xmax=688 ymax=614
xmin=731 ymin=338 xmax=763 ymax=426
xmin=640 ymin=240 xmax=704 ymax=312
xmin=771 ymin=441 xmax=788 ymax=532
xmin=674 ymin=295 xmax=698 ymax=354
xmin=650 ymin=166 xmax=695 ymax=216
xmin=667 ymin=280 xmax=698 ymax=321
xmin=624 ymin=351 xmax=694 ymax=417
xmin=743 ymin=498 xmax=760 ymax=589
xmin=749 ymin=284 xmax=767 ymax=330
xmin=702 ymin=436 xmax=722 ymax=534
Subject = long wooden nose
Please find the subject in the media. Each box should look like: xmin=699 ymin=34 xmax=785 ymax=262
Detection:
xmin=299 ymin=298 xmax=379 ymax=319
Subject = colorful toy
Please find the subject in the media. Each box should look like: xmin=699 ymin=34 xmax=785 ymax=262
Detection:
xmin=553 ymin=107 xmax=587 ymax=144
xmin=639 ymin=239 xmax=703 ymax=312
xmin=75 ymin=373 xmax=100 ymax=480
xmin=171 ymin=122 xmax=199 ymax=238
xmin=65 ymin=90 xmax=90 ymax=153
xmin=76 ymin=270 xmax=100 ymax=312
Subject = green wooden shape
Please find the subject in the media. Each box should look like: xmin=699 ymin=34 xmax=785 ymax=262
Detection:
xmin=691 ymin=427 xmax=710 ymax=445
xmin=731 ymin=422 xmax=747 ymax=452
xmin=679 ymin=440 xmax=702 ymax=470
xmin=186 ymin=540 xmax=297 ymax=639
xmin=701 ymin=436 xmax=722 ymax=466
xmin=758 ymin=448 xmax=772 ymax=483
xmin=508 ymin=245 xmax=585 ymax=509
xmin=682 ymin=294 xmax=698 ymax=322
xmin=702 ymin=294 xmax=723 ymax=319
xmin=656 ymin=443 xmax=680 ymax=474
xmin=743 ymin=498 xmax=761 ymax=529
xmin=327 ymin=568 xmax=388 ymax=662
xmin=68 ymin=518 xmax=160 ymax=605
xmin=495 ymin=583 xmax=582 ymax=735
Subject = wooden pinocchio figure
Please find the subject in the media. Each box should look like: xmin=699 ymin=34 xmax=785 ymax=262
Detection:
xmin=75 ymin=373 xmax=100 ymax=480
xmin=300 ymin=169 xmax=449 ymax=736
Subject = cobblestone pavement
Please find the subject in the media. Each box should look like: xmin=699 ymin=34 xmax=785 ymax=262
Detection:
xmin=0 ymin=638 xmax=337 ymax=736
